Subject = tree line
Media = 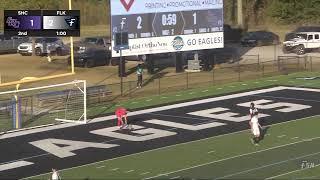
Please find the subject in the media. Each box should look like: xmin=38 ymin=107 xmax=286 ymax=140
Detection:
xmin=224 ymin=0 xmax=320 ymax=26
xmin=1 ymin=0 xmax=319 ymax=30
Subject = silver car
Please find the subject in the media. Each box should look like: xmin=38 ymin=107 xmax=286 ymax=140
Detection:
xmin=17 ymin=37 xmax=67 ymax=56
xmin=0 ymin=33 xmax=28 ymax=54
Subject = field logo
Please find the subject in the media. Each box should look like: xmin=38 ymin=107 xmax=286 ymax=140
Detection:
xmin=172 ymin=36 xmax=184 ymax=50
xmin=120 ymin=0 xmax=135 ymax=11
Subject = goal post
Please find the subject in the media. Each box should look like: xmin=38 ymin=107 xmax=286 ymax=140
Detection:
xmin=0 ymin=80 xmax=87 ymax=130
xmin=54 ymin=80 xmax=87 ymax=124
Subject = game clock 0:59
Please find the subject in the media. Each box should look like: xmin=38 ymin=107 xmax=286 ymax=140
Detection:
xmin=56 ymin=30 xmax=67 ymax=36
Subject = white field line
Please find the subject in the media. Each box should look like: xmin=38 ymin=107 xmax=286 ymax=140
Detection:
xmin=4 ymin=86 xmax=320 ymax=139
xmin=0 ymin=153 xmax=49 ymax=166
xmin=109 ymin=168 xmax=119 ymax=171
xmin=0 ymin=161 xmax=34 ymax=171
xmin=265 ymin=163 xmax=320 ymax=180
xmin=0 ymin=86 xmax=300 ymax=139
xmin=277 ymin=135 xmax=286 ymax=138
xmin=24 ymin=114 xmax=320 ymax=180
xmin=170 ymin=176 xmax=180 ymax=179
xmin=144 ymin=136 xmax=320 ymax=180
xmin=215 ymin=151 xmax=320 ymax=179
xmin=147 ymin=112 xmax=212 ymax=122
xmin=251 ymin=94 xmax=320 ymax=103
xmin=6 ymin=121 xmax=211 ymax=170
xmin=140 ymin=172 xmax=151 ymax=175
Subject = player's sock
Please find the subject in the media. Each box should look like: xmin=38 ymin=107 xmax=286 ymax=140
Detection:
xmin=251 ymin=138 xmax=255 ymax=144
xmin=255 ymin=137 xmax=260 ymax=144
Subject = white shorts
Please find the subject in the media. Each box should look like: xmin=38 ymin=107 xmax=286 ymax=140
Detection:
xmin=252 ymin=125 xmax=260 ymax=136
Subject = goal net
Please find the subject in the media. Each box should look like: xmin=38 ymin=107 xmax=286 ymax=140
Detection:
xmin=0 ymin=80 xmax=87 ymax=130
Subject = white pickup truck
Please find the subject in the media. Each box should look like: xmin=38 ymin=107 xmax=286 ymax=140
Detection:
xmin=283 ymin=32 xmax=320 ymax=55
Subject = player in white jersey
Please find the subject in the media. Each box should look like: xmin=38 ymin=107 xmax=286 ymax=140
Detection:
xmin=249 ymin=102 xmax=258 ymax=128
xmin=51 ymin=168 xmax=61 ymax=180
xmin=250 ymin=111 xmax=262 ymax=145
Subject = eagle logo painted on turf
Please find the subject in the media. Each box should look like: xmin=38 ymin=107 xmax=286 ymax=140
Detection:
xmin=120 ymin=0 xmax=135 ymax=12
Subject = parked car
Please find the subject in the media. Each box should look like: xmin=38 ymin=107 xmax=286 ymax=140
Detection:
xmin=17 ymin=37 xmax=66 ymax=56
xmin=283 ymin=32 xmax=320 ymax=55
xmin=71 ymin=36 xmax=111 ymax=67
xmin=0 ymin=33 xmax=28 ymax=54
xmin=75 ymin=36 xmax=112 ymax=50
xmin=241 ymin=31 xmax=279 ymax=47
xmin=224 ymin=24 xmax=243 ymax=43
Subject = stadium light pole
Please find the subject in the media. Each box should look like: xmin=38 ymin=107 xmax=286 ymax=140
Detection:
xmin=69 ymin=0 xmax=75 ymax=74
xmin=120 ymin=27 xmax=123 ymax=96
xmin=237 ymin=0 xmax=244 ymax=29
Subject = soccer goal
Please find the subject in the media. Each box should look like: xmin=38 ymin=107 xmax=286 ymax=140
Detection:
xmin=0 ymin=80 xmax=87 ymax=130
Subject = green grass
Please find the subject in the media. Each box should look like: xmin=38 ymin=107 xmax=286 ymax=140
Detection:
xmin=28 ymin=115 xmax=320 ymax=179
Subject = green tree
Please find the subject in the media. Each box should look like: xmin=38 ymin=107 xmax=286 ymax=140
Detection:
xmin=267 ymin=0 xmax=320 ymax=24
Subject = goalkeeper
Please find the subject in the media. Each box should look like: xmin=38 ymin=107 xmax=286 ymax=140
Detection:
xmin=115 ymin=107 xmax=128 ymax=129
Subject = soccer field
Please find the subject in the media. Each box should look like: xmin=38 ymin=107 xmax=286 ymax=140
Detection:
xmin=1 ymin=71 xmax=319 ymax=179
xmin=33 ymin=116 xmax=320 ymax=179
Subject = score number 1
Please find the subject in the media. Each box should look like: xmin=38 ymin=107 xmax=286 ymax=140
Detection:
xmin=193 ymin=12 xmax=197 ymax=25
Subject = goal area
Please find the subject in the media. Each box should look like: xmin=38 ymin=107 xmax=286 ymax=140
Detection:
xmin=0 ymin=80 xmax=87 ymax=130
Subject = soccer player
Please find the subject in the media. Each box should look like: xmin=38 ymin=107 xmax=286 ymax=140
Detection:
xmin=249 ymin=102 xmax=258 ymax=128
xmin=51 ymin=168 xmax=61 ymax=180
xmin=115 ymin=107 xmax=128 ymax=129
xmin=251 ymin=111 xmax=262 ymax=145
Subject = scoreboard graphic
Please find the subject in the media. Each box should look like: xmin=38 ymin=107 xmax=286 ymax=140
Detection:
xmin=110 ymin=0 xmax=224 ymax=57
xmin=4 ymin=10 xmax=80 ymax=37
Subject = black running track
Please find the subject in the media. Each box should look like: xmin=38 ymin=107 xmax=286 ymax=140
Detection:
xmin=0 ymin=87 xmax=319 ymax=179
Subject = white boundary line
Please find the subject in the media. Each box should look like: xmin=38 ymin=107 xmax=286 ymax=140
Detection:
xmin=265 ymin=163 xmax=320 ymax=179
xmin=3 ymin=86 xmax=319 ymax=140
xmin=145 ymin=136 xmax=320 ymax=180
xmin=1 ymin=86 xmax=290 ymax=140
xmin=215 ymin=152 xmax=320 ymax=179
xmin=148 ymin=112 xmax=212 ymax=121
xmin=251 ymin=94 xmax=320 ymax=103
xmin=0 ymin=161 xmax=34 ymax=172
xmin=23 ymin=114 xmax=320 ymax=179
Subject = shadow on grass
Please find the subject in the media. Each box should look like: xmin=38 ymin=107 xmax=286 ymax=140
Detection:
xmin=260 ymin=126 xmax=270 ymax=141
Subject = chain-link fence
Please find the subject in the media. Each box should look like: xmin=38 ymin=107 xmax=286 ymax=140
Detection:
xmin=106 ymin=55 xmax=315 ymax=98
